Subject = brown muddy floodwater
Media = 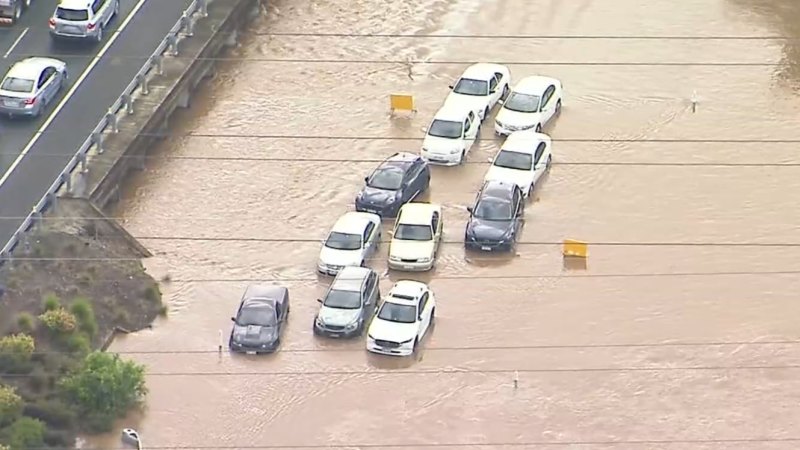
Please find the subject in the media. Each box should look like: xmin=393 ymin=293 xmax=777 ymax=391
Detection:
xmin=90 ymin=0 xmax=800 ymax=448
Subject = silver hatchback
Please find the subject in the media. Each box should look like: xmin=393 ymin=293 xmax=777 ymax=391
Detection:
xmin=48 ymin=0 xmax=119 ymax=43
xmin=0 ymin=57 xmax=68 ymax=118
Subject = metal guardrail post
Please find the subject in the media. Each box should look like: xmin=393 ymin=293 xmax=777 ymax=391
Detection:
xmin=78 ymin=153 xmax=88 ymax=174
xmin=167 ymin=32 xmax=180 ymax=56
xmin=197 ymin=0 xmax=208 ymax=17
xmin=61 ymin=171 xmax=72 ymax=193
xmin=92 ymin=132 xmax=104 ymax=155
xmin=46 ymin=192 xmax=57 ymax=210
xmin=106 ymin=110 xmax=119 ymax=133
xmin=154 ymin=55 xmax=163 ymax=76
xmin=180 ymin=13 xmax=194 ymax=37
xmin=122 ymin=93 xmax=134 ymax=114
xmin=136 ymin=73 xmax=149 ymax=95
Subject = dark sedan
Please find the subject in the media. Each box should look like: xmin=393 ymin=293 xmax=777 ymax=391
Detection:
xmin=229 ymin=285 xmax=290 ymax=354
xmin=464 ymin=180 xmax=525 ymax=252
xmin=355 ymin=152 xmax=430 ymax=218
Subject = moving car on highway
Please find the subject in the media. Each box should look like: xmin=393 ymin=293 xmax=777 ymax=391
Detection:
xmin=317 ymin=211 xmax=382 ymax=276
xmin=229 ymin=285 xmax=290 ymax=354
xmin=387 ymin=203 xmax=442 ymax=272
xmin=421 ymin=105 xmax=481 ymax=166
xmin=355 ymin=152 xmax=431 ymax=218
xmin=0 ymin=0 xmax=34 ymax=25
xmin=49 ymin=0 xmax=120 ymax=43
xmin=484 ymin=130 xmax=552 ymax=198
xmin=444 ymin=63 xmax=511 ymax=122
xmin=495 ymin=76 xmax=563 ymax=135
xmin=0 ymin=57 xmax=68 ymax=118
xmin=313 ymin=266 xmax=380 ymax=338
xmin=366 ymin=280 xmax=436 ymax=356
xmin=465 ymin=180 xmax=525 ymax=252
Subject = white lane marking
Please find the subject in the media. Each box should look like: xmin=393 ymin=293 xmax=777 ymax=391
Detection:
xmin=4 ymin=27 xmax=29 ymax=59
xmin=0 ymin=0 xmax=149 ymax=189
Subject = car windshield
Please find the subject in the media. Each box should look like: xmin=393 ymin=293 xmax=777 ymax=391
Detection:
xmin=367 ymin=167 xmax=404 ymax=190
xmin=377 ymin=301 xmax=417 ymax=323
xmin=453 ymin=78 xmax=488 ymax=96
xmin=56 ymin=7 xmax=89 ymax=21
xmin=1 ymin=77 xmax=34 ymax=93
xmin=325 ymin=231 xmax=362 ymax=250
xmin=394 ymin=224 xmax=433 ymax=241
xmin=428 ymin=119 xmax=463 ymax=139
xmin=237 ymin=306 xmax=276 ymax=327
xmin=503 ymin=92 xmax=541 ymax=113
xmin=323 ymin=289 xmax=362 ymax=309
xmin=473 ymin=198 xmax=513 ymax=220
xmin=493 ymin=150 xmax=533 ymax=171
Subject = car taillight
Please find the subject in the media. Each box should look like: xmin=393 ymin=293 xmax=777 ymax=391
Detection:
xmin=48 ymin=18 xmax=55 ymax=27
xmin=23 ymin=98 xmax=35 ymax=105
xmin=86 ymin=22 xmax=95 ymax=30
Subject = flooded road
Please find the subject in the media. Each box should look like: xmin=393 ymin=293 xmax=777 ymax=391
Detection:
xmin=94 ymin=0 xmax=800 ymax=448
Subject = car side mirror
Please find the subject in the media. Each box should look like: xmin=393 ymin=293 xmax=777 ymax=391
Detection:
xmin=316 ymin=298 xmax=323 ymax=304
xmin=421 ymin=126 xmax=428 ymax=133
xmin=498 ymin=99 xmax=504 ymax=105
xmin=466 ymin=206 xmax=473 ymax=214
xmin=230 ymin=317 xmax=235 ymax=322
xmin=448 ymin=84 xmax=454 ymax=89
xmin=387 ymin=230 xmax=394 ymax=236
xmin=489 ymin=88 xmax=497 ymax=94
xmin=364 ymin=176 xmax=369 ymax=183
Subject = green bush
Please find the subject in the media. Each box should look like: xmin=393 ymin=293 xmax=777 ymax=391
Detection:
xmin=0 ymin=335 xmax=34 ymax=374
xmin=38 ymin=308 xmax=77 ymax=334
xmin=58 ymin=352 xmax=147 ymax=426
xmin=4 ymin=417 xmax=45 ymax=450
xmin=69 ymin=298 xmax=98 ymax=337
xmin=23 ymin=400 xmax=75 ymax=429
xmin=42 ymin=293 xmax=60 ymax=312
xmin=65 ymin=333 xmax=91 ymax=355
xmin=15 ymin=313 xmax=34 ymax=334
xmin=0 ymin=385 xmax=23 ymax=428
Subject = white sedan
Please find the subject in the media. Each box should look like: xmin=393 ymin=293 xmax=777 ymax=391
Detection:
xmin=366 ymin=280 xmax=436 ymax=356
xmin=387 ymin=203 xmax=442 ymax=272
xmin=317 ymin=212 xmax=382 ymax=276
xmin=484 ymin=131 xmax=552 ymax=198
xmin=420 ymin=105 xmax=481 ymax=166
xmin=444 ymin=63 xmax=511 ymax=122
xmin=494 ymin=75 xmax=563 ymax=135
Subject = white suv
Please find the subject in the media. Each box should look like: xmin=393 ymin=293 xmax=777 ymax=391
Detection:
xmin=366 ymin=280 xmax=436 ymax=356
xmin=49 ymin=0 xmax=119 ymax=43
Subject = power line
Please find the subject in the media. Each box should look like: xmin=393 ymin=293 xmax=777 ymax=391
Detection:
xmin=6 ymin=340 xmax=800 ymax=357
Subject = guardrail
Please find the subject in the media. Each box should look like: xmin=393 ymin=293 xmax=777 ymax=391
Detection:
xmin=0 ymin=0 xmax=216 ymax=265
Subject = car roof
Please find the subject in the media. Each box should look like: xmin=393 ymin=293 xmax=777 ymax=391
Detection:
xmin=332 ymin=211 xmax=378 ymax=233
xmin=512 ymin=76 xmax=560 ymax=95
xmin=480 ymin=180 xmax=517 ymax=199
xmin=331 ymin=266 xmax=371 ymax=291
xmin=379 ymin=152 xmax=419 ymax=171
xmin=242 ymin=284 xmax=286 ymax=303
xmin=386 ymin=280 xmax=427 ymax=304
xmin=397 ymin=203 xmax=441 ymax=225
xmin=461 ymin=63 xmax=505 ymax=80
xmin=433 ymin=105 xmax=473 ymax=122
xmin=57 ymin=0 xmax=93 ymax=10
xmin=501 ymin=131 xmax=551 ymax=154
xmin=6 ymin=58 xmax=63 ymax=79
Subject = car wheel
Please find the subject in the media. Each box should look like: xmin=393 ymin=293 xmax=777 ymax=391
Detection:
xmin=546 ymin=155 xmax=552 ymax=169
xmin=459 ymin=149 xmax=466 ymax=165
xmin=535 ymin=123 xmax=542 ymax=133
xmin=412 ymin=337 xmax=419 ymax=353
xmin=527 ymin=184 xmax=533 ymax=199
xmin=24 ymin=0 xmax=31 ymax=9
xmin=114 ymin=0 xmax=120 ymax=17
xmin=430 ymin=307 xmax=436 ymax=324
xmin=502 ymin=84 xmax=510 ymax=100
xmin=555 ymin=99 xmax=562 ymax=114
xmin=360 ymin=259 xmax=365 ymax=267
xmin=483 ymin=107 xmax=490 ymax=122
xmin=95 ymin=26 xmax=104 ymax=43
xmin=13 ymin=4 xmax=20 ymax=20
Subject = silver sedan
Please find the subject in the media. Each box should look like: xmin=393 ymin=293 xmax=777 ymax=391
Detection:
xmin=0 ymin=57 xmax=68 ymax=118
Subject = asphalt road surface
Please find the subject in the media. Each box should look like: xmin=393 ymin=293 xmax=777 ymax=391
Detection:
xmin=0 ymin=0 xmax=193 ymax=250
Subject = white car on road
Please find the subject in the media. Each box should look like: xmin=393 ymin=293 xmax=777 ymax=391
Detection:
xmin=366 ymin=280 xmax=436 ymax=356
xmin=387 ymin=203 xmax=443 ymax=272
xmin=495 ymin=76 xmax=563 ymax=135
xmin=484 ymin=131 xmax=552 ymax=198
xmin=444 ymin=63 xmax=511 ymax=121
xmin=421 ymin=105 xmax=481 ymax=166
xmin=317 ymin=211 xmax=382 ymax=276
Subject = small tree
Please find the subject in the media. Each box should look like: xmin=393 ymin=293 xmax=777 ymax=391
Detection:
xmin=58 ymin=352 xmax=147 ymax=430
xmin=0 ymin=384 xmax=23 ymax=428
xmin=38 ymin=308 xmax=77 ymax=334
xmin=0 ymin=334 xmax=34 ymax=369
xmin=4 ymin=417 xmax=45 ymax=450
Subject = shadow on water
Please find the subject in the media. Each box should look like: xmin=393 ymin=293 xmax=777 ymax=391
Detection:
xmin=728 ymin=0 xmax=800 ymax=87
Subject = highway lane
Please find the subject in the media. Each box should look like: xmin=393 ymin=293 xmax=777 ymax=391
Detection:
xmin=0 ymin=0 xmax=193 ymax=248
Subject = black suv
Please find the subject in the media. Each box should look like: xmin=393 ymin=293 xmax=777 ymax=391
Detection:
xmin=355 ymin=152 xmax=431 ymax=218
xmin=464 ymin=180 xmax=525 ymax=252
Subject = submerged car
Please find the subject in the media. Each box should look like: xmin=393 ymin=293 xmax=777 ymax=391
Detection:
xmin=465 ymin=180 xmax=525 ymax=252
xmin=495 ymin=75 xmax=563 ymax=135
xmin=0 ymin=57 xmax=68 ymax=118
xmin=366 ymin=280 xmax=436 ymax=357
xmin=317 ymin=211 xmax=382 ymax=276
xmin=355 ymin=152 xmax=431 ymax=218
xmin=420 ymin=105 xmax=481 ymax=166
xmin=444 ymin=63 xmax=511 ymax=121
xmin=484 ymin=130 xmax=553 ymax=198
xmin=314 ymin=266 xmax=381 ymax=338
xmin=229 ymin=285 xmax=290 ymax=354
xmin=387 ymin=203 xmax=443 ymax=272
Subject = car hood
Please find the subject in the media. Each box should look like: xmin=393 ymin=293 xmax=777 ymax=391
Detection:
xmin=495 ymin=108 xmax=541 ymax=128
xmin=467 ymin=217 xmax=513 ymax=241
xmin=319 ymin=245 xmax=363 ymax=266
xmin=484 ymin=165 xmax=534 ymax=190
xmin=422 ymin=135 xmax=463 ymax=154
xmin=444 ymin=93 xmax=489 ymax=113
xmin=389 ymin=239 xmax=435 ymax=259
xmin=358 ymin=186 xmax=400 ymax=206
xmin=232 ymin=324 xmax=278 ymax=345
xmin=318 ymin=306 xmax=361 ymax=326
xmin=368 ymin=318 xmax=418 ymax=343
